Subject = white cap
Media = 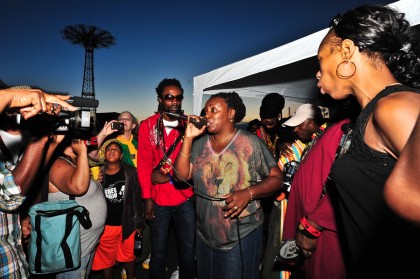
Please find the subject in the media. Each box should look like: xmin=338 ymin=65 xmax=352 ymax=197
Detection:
xmin=282 ymin=104 xmax=318 ymax=127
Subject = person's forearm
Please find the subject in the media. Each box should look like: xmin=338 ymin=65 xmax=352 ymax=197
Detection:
xmin=69 ymin=154 xmax=90 ymax=194
xmin=88 ymin=122 xmax=112 ymax=161
xmin=0 ymin=89 xmax=14 ymax=113
xmin=13 ymin=136 xmax=49 ymax=195
xmin=247 ymin=175 xmax=282 ymax=201
xmin=173 ymin=137 xmax=193 ymax=181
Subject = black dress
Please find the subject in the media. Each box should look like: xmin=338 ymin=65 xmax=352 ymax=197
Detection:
xmin=330 ymin=85 xmax=420 ymax=279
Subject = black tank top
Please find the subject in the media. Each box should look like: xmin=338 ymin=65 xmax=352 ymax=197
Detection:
xmin=330 ymin=84 xmax=420 ymax=279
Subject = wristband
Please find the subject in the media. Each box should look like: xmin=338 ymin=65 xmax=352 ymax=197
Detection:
xmin=298 ymin=216 xmax=322 ymax=239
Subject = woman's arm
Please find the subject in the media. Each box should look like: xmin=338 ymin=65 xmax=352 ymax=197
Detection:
xmin=88 ymin=120 xmax=118 ymax=161
xmin=173 ymin=118 xmax=206 ymax=182
xmin=223 ymin=165 xmax=283 ymax=219
xmin=49 ymin=139 xmax=90 ymax=196
xmin=384 ymin=114 xmax=420 ymax=226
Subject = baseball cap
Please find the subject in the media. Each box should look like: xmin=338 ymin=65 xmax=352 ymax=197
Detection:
xmin=282 ymin=104 xmax=319 ymax=127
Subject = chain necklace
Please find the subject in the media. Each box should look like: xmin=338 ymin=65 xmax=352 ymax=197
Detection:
xmin=211 ymin=129 xmax=237 ymax=143
xmin=257 ymin=126 xmax=278 ymax=156
xmin=384 ymin=82 xmax=402 ymax=90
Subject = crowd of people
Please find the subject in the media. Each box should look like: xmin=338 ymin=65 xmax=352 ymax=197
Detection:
xmin=0 ymin=3 xmax=419 ymax=279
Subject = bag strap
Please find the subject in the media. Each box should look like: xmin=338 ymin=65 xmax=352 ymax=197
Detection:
xmin=74 ymin=206 xmax=93 ymax=229
xmin=35 ymin=204 xmax=92 ymax=228
xmin=61 ymin=212 xmax=75 ymax=270
xmin=319 ymin=122 xmax=355 ymax=199
xmin=34 ymin=214 xmax=43 ymax=273
xmin=154 ymin=133 xmax=183 ymax=171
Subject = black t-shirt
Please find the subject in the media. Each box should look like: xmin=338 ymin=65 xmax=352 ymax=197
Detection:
xmin=103 ymin=168 xmax=125 ymax=225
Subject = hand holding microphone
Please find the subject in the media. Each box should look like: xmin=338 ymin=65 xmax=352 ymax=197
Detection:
xmin=165 ymin=112 xmax=207 ymax=129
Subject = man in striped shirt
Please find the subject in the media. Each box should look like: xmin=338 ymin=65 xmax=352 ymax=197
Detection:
xmin=0 ymin=87 xmax=75 ymax=278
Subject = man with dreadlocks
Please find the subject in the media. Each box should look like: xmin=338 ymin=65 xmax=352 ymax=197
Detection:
xmin=256 ymin=93 xmax=285 ymax=161
xmin=137 ymin=78 xmax=196 ymax=279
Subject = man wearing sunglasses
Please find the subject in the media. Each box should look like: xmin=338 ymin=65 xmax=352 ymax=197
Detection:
xmin=137 ymin=78 xmax=196 ymax=279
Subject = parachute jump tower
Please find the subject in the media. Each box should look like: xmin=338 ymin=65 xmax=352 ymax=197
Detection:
xmin=61 ymin=24 xmax=116 ymax=99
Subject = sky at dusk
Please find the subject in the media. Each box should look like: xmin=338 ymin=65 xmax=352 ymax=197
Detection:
xmin=1 ymin=0 xmax=394 ymax=122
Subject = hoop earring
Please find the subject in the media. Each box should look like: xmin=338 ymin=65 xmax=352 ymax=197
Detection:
xmin=336 ymin=60 xmax=356 ymax=79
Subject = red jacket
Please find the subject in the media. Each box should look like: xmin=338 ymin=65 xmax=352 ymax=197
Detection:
xmin=137 ymin=113 xmax=193 ymax=206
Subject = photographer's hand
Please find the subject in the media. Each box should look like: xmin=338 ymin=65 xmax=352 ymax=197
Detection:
xmin=71 ymin=138 xmax=88 ymax=157
xmin=97 ymin=121 xmax=119 ymax=145
xmin=1 ymin=88 xmax=76 ymax=119
xmin=88 ymin=121 xmax=119 ymax=161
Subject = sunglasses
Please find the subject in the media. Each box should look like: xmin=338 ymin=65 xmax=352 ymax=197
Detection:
xmin=163 ymin=94 xmax=184 ymax=102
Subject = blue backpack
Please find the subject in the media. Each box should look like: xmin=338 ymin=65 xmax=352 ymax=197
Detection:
xmin=28 ymin=199 xmax=92 ymax=275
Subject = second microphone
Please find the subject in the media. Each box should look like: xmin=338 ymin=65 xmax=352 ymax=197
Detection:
xmin=164 ymin=112 xmax=207 ymax=129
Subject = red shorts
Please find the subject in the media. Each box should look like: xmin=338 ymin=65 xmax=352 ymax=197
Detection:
xmin=92 ymin=225 xmax=136 ymax=270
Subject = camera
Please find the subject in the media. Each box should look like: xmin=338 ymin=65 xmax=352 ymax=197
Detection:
xmin=54 ymin=109 xmax=97 ymax=136
xmin=13 ymin=96 xmax=100 ymax=145
xmin=52 ymin=96 xmax=99 ymax=138
xmin=111 ymin=122 xmax=124 ymax=130
xmin=283 ymin=160 xmax=299 ymax=193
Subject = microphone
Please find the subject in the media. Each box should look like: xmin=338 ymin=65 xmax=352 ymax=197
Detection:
xmin=66 ymin=96 xmax=99 ymax=108
xmin=164 ymin=112 xmax=207 ymax=129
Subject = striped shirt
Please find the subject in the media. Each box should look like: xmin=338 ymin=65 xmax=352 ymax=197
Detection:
xmin=0 ymin=161 xmax=28 ymax=278
xmin=278 ymin=139 xmax=307 ymax=171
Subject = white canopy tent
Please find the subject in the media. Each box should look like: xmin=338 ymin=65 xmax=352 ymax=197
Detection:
xmin=192 ymin=0 xmax=420 ymax=115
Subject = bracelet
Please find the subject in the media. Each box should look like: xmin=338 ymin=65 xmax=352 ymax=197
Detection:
xmin=247 ymin=187 xmax=254 ymax=203
xmin=179 ymin=151 xmax=191 ymax=158
xmin=297 ymin=223 xmax=318 ymax=239
xmin=299 ymin=216 xmax=322 ymax=239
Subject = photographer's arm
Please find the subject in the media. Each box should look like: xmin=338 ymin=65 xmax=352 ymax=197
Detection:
xmin=88 ymin=120 xmax=118 ymax=161
xmin=0 ymin=88 xmax=75 ymax=118
xmin=49 ymin=140 xmax=90 ymax=196
xmin=12 ymin=135 xmax=50 ymax=196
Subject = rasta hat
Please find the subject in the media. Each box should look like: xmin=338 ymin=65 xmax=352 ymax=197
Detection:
xmin=259 ymin=93 xmax=285 ymax=119
xmin=103 ymin=140 xmax=123 ymax=152
xmin=95 ymin=139 xmax=123 ymax=165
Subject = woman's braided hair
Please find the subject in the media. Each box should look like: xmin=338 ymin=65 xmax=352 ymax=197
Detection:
xmin=328 ymin=4 xmax=420 ymax=88
xmin=210 ymin=92 xmax=246 ymax=123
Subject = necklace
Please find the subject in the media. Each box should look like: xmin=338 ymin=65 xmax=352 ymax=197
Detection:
xmin=384 ymin=82 xmax=402 ymax=89
xmin=59 ymin=155 xmax=76 ymax=167
xmin=301 ymin=122 xmax=328 ymax=162
xmin=211 ymin=129 xmax=237 ymax=143
xmin=257 ymin=126 xmax=278 ymax=157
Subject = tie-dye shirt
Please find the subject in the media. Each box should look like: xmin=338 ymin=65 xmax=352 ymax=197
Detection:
xmin=190 ymin=129 xmax=277 ymax=250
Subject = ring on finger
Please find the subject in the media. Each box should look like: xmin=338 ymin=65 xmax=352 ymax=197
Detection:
xmin=233 ymin=206 xmax=238 ymax=211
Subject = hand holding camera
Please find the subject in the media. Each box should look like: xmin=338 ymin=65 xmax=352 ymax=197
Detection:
xmin=111 ymin=122 xmax=124 ymax=130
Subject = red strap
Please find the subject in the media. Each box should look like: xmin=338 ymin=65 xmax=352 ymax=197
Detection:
xmin=300 ymin=216 xmax=322 ymax=238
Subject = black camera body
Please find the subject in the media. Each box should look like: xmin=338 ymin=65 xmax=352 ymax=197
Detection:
xmin=54 ymin=108 xmax=98 ymax=137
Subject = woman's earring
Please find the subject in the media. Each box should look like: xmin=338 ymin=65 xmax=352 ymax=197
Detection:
xmin=336 ymin=59 xmax=356 ymax=79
